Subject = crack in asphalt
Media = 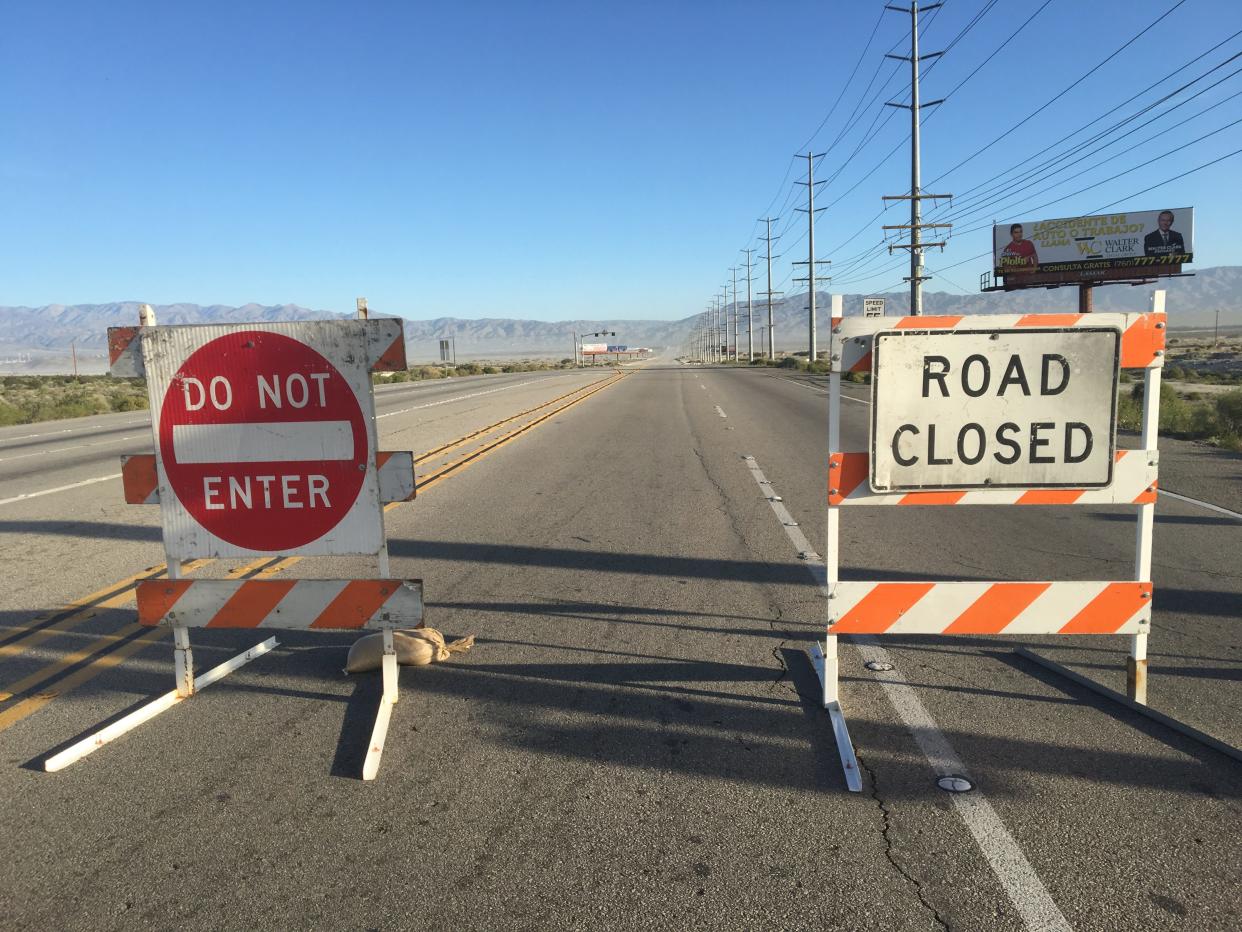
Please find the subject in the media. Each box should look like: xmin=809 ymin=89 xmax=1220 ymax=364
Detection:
xmin=857 ymin=754 xmax=952 ymax=932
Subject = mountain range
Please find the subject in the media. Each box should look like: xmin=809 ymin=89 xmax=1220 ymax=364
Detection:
xmin=3 ymin=266 xmax=1240 ymax=373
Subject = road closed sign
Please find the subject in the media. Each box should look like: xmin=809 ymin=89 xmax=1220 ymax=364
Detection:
xmin=142 ymin=322 xmax=383 ymax=558
xmin=870 ymin=327 xmax=1119 ymax=491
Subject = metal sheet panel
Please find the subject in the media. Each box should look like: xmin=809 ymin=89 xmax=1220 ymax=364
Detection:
xmin=870 ymin=326 xmax=1119 ymax=492
xmin=140 ymin=321 xmax=384 ymax=558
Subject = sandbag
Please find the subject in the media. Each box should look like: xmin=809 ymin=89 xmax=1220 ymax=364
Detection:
xmin=344 ymin=627 xmax=475 ymax=674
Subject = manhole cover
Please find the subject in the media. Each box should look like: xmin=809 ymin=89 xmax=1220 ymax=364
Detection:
xmin=864 ymin=660 xmax=894 ymax=672
xmin=937 ymin=774 xmax=974 ymax=793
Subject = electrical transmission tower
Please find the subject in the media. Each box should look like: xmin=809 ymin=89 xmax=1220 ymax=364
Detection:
xmin=793 ymin=152 xmax=831 ymax=361
xmin=730 ymin=267 xmax=740 ymax=362
xmin=741 ymin=248 xmax=755 ymax=362
xmin=882 ymin=2 xmax=953 ymax=316
xmin=758 ymin=217 xmax=782 ymax=359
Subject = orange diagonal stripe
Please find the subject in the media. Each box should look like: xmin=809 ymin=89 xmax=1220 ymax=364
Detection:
xmin=136 ymin=580 xmax=195 ymax=626
xmin=1120 ymin=313 xmax=1165 ymax=368
xmin=122 ymin=454 xmax=158 ymax=504
xmin=1016 ymin=489 xmax=1084 ymax=505
xmin=1016 ymin=314 xmax=1081 ymax=327
xmin=207 ymin=580 xmax=297 ymax=628
xmin=848 ymin=350 xmax=872 ymax=373
xmin=1059 ymin=583 xmax=1152 ymax=634
xmin=831 ymin=583 xmax=934 ymax=634
xmin=829 ymin=453 xmax=869 ymax=504
xmin=310 ymin=581 xmax=396 ymax=629
xmin=899 ymin=491 xmax=965 ymax=505
xmin=896 ymin=316 xmax=961 ymax=329
xmin=943 ymin=582 xmax=1050 ymax=635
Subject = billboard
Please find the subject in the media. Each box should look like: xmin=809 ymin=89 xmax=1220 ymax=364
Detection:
xmin=606 ymin=345 xmax=628 ymax=353
xmin=993 ymin=208 xmax=1193 ymax=281
xmin=581 ymin=342 xmax=608 ymax=355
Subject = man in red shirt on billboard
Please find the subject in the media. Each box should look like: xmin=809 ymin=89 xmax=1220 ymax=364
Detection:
xmin=1000 ymin=223 xmax=1039 ymax=274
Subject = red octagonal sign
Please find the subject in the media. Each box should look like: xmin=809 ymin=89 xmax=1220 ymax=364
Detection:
xmin=158 ymin=330 xmax=369 ymax=552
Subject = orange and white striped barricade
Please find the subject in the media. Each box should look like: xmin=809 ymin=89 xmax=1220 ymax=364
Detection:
xmin=814 ymin=293 xmax=1166 ymax=791
xmin=47 ymin=306 xmax=418 ymax=781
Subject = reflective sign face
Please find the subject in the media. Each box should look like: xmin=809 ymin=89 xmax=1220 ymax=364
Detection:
xmin=143 ymin=322 xmax=383 ymax=558
xmin=870 ymin=327 xmax=1119 ymax=492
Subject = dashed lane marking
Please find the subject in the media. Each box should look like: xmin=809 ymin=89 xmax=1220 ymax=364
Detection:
xmin=715 ymin=405 xmax=727 ymax=418
xmin=743 ymin=453 xmax=1072 ymax=932
xmin=0 ymin=473 xmax=122 ymax=508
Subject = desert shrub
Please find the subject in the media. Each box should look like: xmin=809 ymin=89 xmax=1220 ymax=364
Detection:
xmin=1216 ymin=390 xmax=1242 ymax=437
xmin=778 ymin=356 xmax=803 ymax=370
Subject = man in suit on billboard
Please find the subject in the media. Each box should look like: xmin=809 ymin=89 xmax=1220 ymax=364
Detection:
xmin=1143 ymin=210 xmax=1185 ymax=257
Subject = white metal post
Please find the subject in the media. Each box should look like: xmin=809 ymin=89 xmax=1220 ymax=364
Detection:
xmin=825 ymin=370 xmax=842 ymax=705
xmin=1130 ymin=289 xmax=1164 ymax=704
xmin=170 ymin=560 xmax=195 ymax=699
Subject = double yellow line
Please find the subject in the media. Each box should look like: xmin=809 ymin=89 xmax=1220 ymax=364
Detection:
xmin=0 ymin=370 xmax=629 ymax=731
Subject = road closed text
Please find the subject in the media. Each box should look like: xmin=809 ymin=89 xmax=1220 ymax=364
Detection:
xmin=870 ymin=328 xmax=1119 ymax=491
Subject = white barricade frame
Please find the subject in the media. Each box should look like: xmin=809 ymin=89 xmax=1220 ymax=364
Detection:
xmin=46 ymin=306 xmax=418 ymax=781
xmin=816 ymin=294 xmax=1167 ymax=791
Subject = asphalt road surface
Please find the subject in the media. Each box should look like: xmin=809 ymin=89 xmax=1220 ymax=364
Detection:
xmin=0 ymin=363 xmax=1239 ymax=931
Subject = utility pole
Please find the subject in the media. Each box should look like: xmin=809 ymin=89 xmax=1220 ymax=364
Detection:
xmin=1214 ymin=308 xmax=1220 ymax=348
xmin=721 ymin=285 xmax=729 ymax=360
xmin=71 ymin=340 xmax=78 ymax=378
xmin=741 ymin=248 xmax=755 ymax=361
xmin=730 ymin=267 xmax=740 ymax=362
xmin=882 ymin=2 xmax=953 ymax=315
xmin=793 ymin=152 xmax=830 ymax=361
xmin=758 ymin=217 xmax=782 ymax=358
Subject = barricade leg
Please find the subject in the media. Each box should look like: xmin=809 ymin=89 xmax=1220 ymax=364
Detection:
xmin=1130 ymin=295 xmax=1162 ymax=704
xmin=362 ymin=627 xmax=398 ymax=781
xmin=816 ymin=367 xmax=861 ymax=791
xmin=173 ymin=624 xmax=195 ymax=698
xmin=44 ymin=637 xmax=278 ymax=772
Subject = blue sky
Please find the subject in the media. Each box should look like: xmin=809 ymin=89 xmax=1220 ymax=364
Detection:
xmin=2 ymin=0 xmax=1240 ymax=321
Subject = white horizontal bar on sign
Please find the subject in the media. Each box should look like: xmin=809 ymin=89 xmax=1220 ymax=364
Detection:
xmin=826 ymin=580 xmax=1152 ymax=636
xmin=171 ymin=422 xmax=354 ymax=463
xmin=827 ymin=450 xmax=1158 ymax=507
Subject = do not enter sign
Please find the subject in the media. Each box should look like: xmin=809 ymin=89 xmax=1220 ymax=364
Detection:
xmin=143 ymin=323 xmax=383 ymax=558
xmin=870 ymin=327 xmax=1119 ymax=492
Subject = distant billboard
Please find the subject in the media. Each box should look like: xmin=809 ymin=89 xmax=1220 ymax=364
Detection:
xmin=581 ymin=342 xmax=608 ymax=355
xmin=993 ymin=208 xmax=1193 ymax=283
xmin=606 ymin=345 xmax=627 ymax=353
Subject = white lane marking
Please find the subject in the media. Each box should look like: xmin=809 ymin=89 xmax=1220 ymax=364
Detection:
xmin=0 ymin=419 xmax=148 ymax=446
xmin=714 ymin=405 xmax=727 ymax=419
xmin=0 ymin=434 xmax=145 ymax=464
xmin=0 ymin=473 xmax=122 ymax=508
xmin=1159 ymin=489 xmax=1242 ymax=522
xmin=776 ymin=376 xmax=870 ymax=403
xmin=700 ymin=385 xmax=707 ymax=390
xmin=742 ymin=453 xmax=1072 ymax=932
xmin=376 ymin=379 xmax=545 ymax=419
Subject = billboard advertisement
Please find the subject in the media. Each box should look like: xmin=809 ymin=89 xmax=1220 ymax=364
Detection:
xmin=993 ymin=208 xmax=1193 ymax=279
xmin=606 ymin=345 xmax=628 ymax=353
xmin=580 ymin=342 xmax=608 ymax=355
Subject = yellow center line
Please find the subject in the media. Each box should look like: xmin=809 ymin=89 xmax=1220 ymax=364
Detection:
xmin=0 ymin=370 xmax=633 ymax=731
xmin=0 ymin=558 xmax=212 ymax=661
xmin=0 ymin=629 xmax=167 ymax=733
xmin=0 ymin=557 xmax=276 ymax=710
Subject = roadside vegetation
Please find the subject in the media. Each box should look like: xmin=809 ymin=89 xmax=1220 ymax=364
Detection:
xmin=0 ymin=375 xmax=148 ymax=426
xmin=372 ymin=358 xmax=608 ymax=384
xmin=1119 ymin=381 xmax=1242 ymax=452
xmin=0 ymin=360 xmax=593 ymax=427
